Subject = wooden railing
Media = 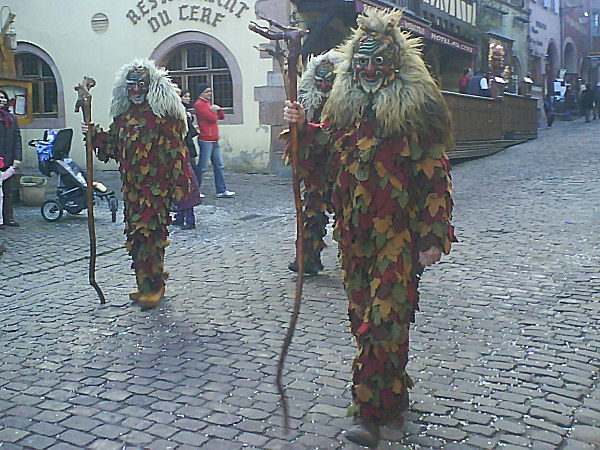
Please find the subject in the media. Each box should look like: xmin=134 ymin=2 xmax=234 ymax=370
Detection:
xmin=442 ymin=91 xmax=538 ymax=159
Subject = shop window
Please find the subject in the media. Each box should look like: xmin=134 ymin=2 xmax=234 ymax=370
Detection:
xmin=593 ymin=11 xmax=600 ymax=36
xmin=165 ymin=44 xmax=234 ymax=113
xmin=15 ymin=53 xmax=58 ymax=117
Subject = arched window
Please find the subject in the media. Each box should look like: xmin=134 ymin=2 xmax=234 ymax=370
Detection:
xmin=163 ymin=44 xmax=233 ymax=113
xmin=15 ymin=53 xmax=58 ymax=117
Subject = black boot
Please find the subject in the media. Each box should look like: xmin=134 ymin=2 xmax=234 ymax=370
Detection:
xmin=288 ymin=258 xmax=322 ymax=275
xmin=346 ymin=416 xmax=380 ymax=448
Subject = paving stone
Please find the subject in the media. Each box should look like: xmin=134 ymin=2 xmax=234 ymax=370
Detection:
xmin=494 ymin=418 xmax=527 ymax=434
xmin=453 ymin=410 xmax=494 ymax=425
xmin=529 ymin=428 xmax=563 ymax=446
xmin=17 ymin=434 xmax=57 ymax=449
xmin=0 ymin=427 xmax=29 ymax=442
xmin=425 ymin=425 xmax=467 ymax=441
xmin=59 ymin=416 xmax=102 ymax=432
xmin=529 ymin=407 xmax=573 ymax=427
xmin=92 ymin=424 xmax=129 ymax=440
xmin=57 ymin=429 xmax=96 ymax=446
xmin=569 ymin=425 xmax=600 ymax=444
xmin=89 ymin=439 xmax=126 ymax=450
xmin=171 ymin=430 xmax=210 ymax=446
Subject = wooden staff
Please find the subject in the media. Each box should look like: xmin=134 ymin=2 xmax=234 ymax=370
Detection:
xmin=249 ymin=18 xmax=308 ymax=433
xmin=74 ymin=76 xmax=106 ymax=304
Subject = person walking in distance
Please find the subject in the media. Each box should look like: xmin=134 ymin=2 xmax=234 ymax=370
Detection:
xmin=0 ymin=156 xmax=16 ymax=229
xmin=194 ymin=83 xmax=235 ymax=198
xmin=0 ymin=89 xmax=22 ymax=228
xmin=543 ymin=93 xmax=555 ymax=128
xmin=458 ymin=68 xmax=471 ymax=94
xmin=284 ymin=7 xmax=456 ymax=447
xmin=172 ymin=88 xmax=203 ymax=230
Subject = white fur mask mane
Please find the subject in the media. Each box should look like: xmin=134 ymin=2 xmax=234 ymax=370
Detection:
xmin=298 ymin=50 xmax=343 ymax=122
xmin=110 ymin=58 xmax=187 ymax=126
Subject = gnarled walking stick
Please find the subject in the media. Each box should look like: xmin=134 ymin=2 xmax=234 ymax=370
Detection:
xmin=249 ymin=18 xmax=307 ymax=432
xmin=74 ymin=76 xmax=106 ymax=304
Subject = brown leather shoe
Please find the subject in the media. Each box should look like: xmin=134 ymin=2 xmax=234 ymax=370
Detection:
xmin=129 ymin=291 xmax=141 ymax=302
xmin=345 ymin=416 xmax=380 ymax=448
xmin=138 ymin=285 xmax=165 ymax=309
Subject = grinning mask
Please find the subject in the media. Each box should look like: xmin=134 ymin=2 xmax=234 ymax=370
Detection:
xmin=352 ymin=33 xmax=398 ymax=94
xmin=314 ymin=60 xmax=336 ymax=95
xmin=126 ymin=66 xmax=151 ymax=105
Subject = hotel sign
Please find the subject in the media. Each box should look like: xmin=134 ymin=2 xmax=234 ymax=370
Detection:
xmin=125 ymin=0 xmax=251 ymax=32
xmin=399 ymin=18 xmax=476 ymax=55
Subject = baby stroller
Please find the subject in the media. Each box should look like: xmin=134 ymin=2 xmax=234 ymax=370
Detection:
xmin=28 ymin=129 xmax=119 ymax=222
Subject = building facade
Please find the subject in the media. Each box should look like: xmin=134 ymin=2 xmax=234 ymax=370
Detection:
xmin=6 ymin=0 xmax=287 ymax=172
xmin=528 ymin=0 xmax=561 ymax=94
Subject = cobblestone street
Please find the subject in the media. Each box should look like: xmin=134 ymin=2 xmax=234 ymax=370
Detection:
xmin=1 ymin=118 xmax=599 ymax=449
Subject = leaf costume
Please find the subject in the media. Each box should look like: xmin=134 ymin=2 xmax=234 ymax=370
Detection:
xmin=294 ymin=51 xmax=343 ymax=273
xmin=295 ymin=8 xmax=457 ymax=423
xmin=91 ymin=59 xmax=190 ymax=305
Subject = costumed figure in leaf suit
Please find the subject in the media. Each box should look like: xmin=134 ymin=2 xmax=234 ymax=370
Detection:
xmin=284 ymin=7 xmax=457 ymax=447
xmin=88 ymin=59 xmax=190 ymax=309
xmin=289 ymin=50 xmax=342 ymax=275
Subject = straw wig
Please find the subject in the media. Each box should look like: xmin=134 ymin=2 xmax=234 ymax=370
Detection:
xmin=323 ymin=6 xmax=453 ymax=147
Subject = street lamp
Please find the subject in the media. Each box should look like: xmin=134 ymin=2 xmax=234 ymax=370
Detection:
xmin=0 ymin=5 xmax=17 ymax=78
xmin=0 ymin=6 xmax=17 ymax=49
xmin=6 ymin=24 xmax=16 ymax=51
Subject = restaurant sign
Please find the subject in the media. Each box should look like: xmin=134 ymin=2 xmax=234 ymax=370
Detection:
xmin=126 ymin=0 xmax=251 ymax=32
xmin=399 ymin=18 xmax=476 ymax=55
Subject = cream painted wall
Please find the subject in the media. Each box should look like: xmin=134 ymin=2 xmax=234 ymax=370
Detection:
xmin=7 ymin=0 xmax=272 ymax=172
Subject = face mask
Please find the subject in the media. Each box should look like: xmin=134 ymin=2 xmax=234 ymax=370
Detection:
xmin=126 ymin=68 xmax=150 ymax=105
xmin=314 ymin=61 xmax=335 ymax=94
xmin=352 ymin=38 xmax=397 ymax=94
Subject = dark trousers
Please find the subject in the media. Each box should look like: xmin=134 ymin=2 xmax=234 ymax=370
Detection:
xmin=1 ymin=175 xmax=16 ymax=222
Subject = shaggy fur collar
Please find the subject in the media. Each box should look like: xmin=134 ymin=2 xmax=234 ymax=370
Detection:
xmin=110 ymin=58 xmax=187 ymax=126
xmin=323 ymin=7 xmax=453 ymax=147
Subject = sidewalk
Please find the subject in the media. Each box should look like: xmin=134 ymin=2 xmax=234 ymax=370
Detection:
xmin=0 ymin=119 xmax=599 ymax=449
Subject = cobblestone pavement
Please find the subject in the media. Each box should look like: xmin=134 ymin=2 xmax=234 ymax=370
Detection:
xmin=1 ymin=118 xmax=599 ymax=449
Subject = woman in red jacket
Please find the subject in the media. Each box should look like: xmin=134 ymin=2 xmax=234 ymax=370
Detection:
xmin=194 ymin=83 xmax=235 ymax=198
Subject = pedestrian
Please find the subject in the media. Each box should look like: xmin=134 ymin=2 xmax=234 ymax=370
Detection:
xmin=86 ymin=58 xmax=191 ymax=308
xmin=543 ymin=93 xmax=555 ymax=128
xmin=194 ymin=83 xmax=235 ymax=198
xmin=466 ymin=69 xmax=491 ymax=97
xmin=580 ymin=83 xmax=594 ymax=123
xmin=288 ymin=50 xmax=341 ymax=275
xmin=458 ymin=67 xmax=471 ymax=94
xmin=593 ymin=83 xmax=600 ymax=120
xmin=173 ymin=89 xmax=203 ymax=230
xmin=0 ymin=89 xmax=22 ymax=228
xmin=283 ymin=7 xmax=457 ymax=447
xmin=0 ymin=156 xmax=16 ymax=229
xmin=180 ymin=89 xmax=203 ymax=194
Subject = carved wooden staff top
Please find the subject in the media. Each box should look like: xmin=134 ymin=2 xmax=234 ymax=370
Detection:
xmin=249 ymin=17 xmax=308 ymax=433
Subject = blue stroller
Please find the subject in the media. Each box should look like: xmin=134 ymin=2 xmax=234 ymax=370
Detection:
xmin=28 ymin=129 xmax=119 ymax=222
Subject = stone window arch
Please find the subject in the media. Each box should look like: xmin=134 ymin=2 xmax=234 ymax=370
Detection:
xmin=151 ymin=32 xmax=243 ymax=124
xmin=15 ymin=43 xmax=66 ymax=129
